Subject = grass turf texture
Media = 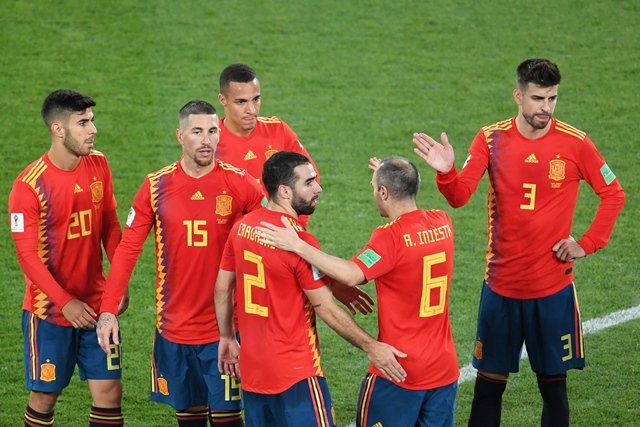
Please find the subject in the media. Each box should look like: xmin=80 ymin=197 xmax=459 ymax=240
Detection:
xmin=0 ymin=1 xmax=638 ymax=425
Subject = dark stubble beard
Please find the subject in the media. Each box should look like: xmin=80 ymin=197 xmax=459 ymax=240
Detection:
xmin=292 ymin=193 xmax=316 ymax=216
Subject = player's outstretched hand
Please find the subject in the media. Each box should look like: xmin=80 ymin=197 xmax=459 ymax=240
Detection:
xmin=256 ymin=217 xmax=303 ymax=253
xmin=365 ymin=341 xmax=407 ymax=383
xmin=331 ymin=282 xmax=375 ymax=315
xmin=218 ymin=336 xmax=241 ymax=378
xmin=96 ymin=312 xmax=119 ymax=354
xmin=368 ymin=157 xmax=381 ymax=172
xmin=62 ymin=299 xmax=98 ymax=329
xmin=552 ymin=235 xmax=586 ymax=262
xmin=412 ymin=132 xmax=455 ymax=173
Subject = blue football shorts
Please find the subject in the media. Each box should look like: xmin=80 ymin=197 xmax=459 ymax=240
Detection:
xmin=22 ymin=310 xmax=122 ymax=393
xmin=356 ymin=373 xmax=457 ymax=427
xmin=242 ymin=376 xmax=335 ymax=427
xmin=150 ymin=330 xmax=243 ymax=411
xmin=472 ymin=282 xmax=585 ymax=375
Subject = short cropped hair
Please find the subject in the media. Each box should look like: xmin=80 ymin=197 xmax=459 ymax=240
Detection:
xmin=376 ymin=156 xmax=420 ymax=200
xmin=262 ymin=151 xmax=311 ymax=200
xmin=41 ymin=89 xmax=96 ymax=127
xmin=219 ymin=63 xmax=258 ymax=94
xmin=516 ymin=58 xmax=562 ymax=89
xmin=178 ymin=100 xmax=217 ymax=128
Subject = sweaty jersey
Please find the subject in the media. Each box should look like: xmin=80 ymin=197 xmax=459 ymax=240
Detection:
xmin=352 ymin=209 xmax=459 ymax=390
xmin=100 ymin=160 xmax=265 ymax=344
xmin=9 ymin=152 xmax=121 ymax=326
xmin=219 ymin=208 xmax=330 ymax=394
xmin=437 ymin=117 xmax=625 ymax=298
xmin=216 ymin=116 xmax=320 ymax=227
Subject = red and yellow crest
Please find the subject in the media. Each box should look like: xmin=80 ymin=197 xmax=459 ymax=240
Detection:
xmin=264 ymin=149 xmax=278 ymax=160
xmin=40 ymin=362 xmax=56 ymax=382
xmin=215 ymin=194 xmax=233 ymax=216
xmin=157 ymin=377 xmax=169 ymax=396
xmin=90 ymin=181 xmax=104 ymax=204
xmin=548 ymin=159 xmax=566 ymax=182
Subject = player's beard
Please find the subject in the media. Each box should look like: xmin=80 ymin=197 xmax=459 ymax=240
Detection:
xmin=291 ymin=192 xmax=317 ymax=216
xmin=523 ymin=111 xmax=551 ymax=130
xmin=194 ymin=155 xmax=213 ymax=167
xmin=63 ymin=131 xmax=91 ymax=157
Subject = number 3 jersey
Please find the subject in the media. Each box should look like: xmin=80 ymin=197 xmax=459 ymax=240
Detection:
xmin=436 ymin=117 xmax=625 ymax=299
xmin=9 ymin=152 xmax=121 ymax=327
xmin=100 ymin=160 xmax=265 ymax=344
xmin=352 ymin=209 xmax=459 ymax=390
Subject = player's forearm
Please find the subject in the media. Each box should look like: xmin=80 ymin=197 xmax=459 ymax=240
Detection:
xmin=102 ymin=209 xmax=122 ymax=261
xmin=316 ymin=302 xmax=376 ymax=351
xmin=214 ymin=270 xmax=236 ymax=338
xmin=578 ymin=185 xmax=625 ymax=254
xmin=15 ymin=244 xmax=73 ymax=309
xmin=297 ymin=244 xmax=364 ymax=287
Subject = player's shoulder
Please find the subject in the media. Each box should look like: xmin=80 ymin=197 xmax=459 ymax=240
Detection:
xmin=14 ymin=156 xmax=46 ymax=185
xmin=216 ymin=160 xmax=247 ymax=177
xmin=257 ymin=115 xmax=285 ymax=125
xmin=147 ymin=161 xmax=179 ymax=181
xmin=552 ymin=119 xmax=587 ymax=141
xmin=481 ymin=118 xmax=514 ymax=134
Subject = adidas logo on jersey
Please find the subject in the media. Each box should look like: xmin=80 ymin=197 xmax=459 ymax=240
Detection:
xmin=74 ymin=184 xmax=83 ymax=193
xmin=525 ymin=153 xmax=539 ymax=164
xmin=190 ymin=191 xmax=205 ymax=200
xmin=244 ymin=150 xmax=257 ymax=161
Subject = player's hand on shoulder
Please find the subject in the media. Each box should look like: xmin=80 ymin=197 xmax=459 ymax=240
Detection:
xmin=255 ymin=216 xmax=302 ymax=252
xmin=96 ymin=312 xmax=119 ymax=354
xmin=552 ymin=236 xmax=586 ymax=262
xmin=62 ymin=299 xmax=98 ymax=329
xmin=331 ymin=282 xmax=375 ymax=316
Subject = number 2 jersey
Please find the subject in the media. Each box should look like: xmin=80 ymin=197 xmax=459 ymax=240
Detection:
xmin=436 ymin=117 xmax=625 ymax=299
xmin=352 ymin=209 xmax=459 ymax=390
xmin=219 ymin=209 xmax=331 ymax=394
xmin=99 ymin=160 xmax=265 ymax=344
xmin=9 ymin=152 xmax=121 ymax=327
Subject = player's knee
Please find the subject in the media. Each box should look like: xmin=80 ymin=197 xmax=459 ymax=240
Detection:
xmin=88 ymin=379 xmax=123 ymax=407
xmin=29 ymin=390 xmax=60 ymax=413
xmin=478 ymin=371 xmax=509 ymax=382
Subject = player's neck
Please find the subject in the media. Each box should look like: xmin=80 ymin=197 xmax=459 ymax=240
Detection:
xmin=386 ymin=200 xmax=418 ymax=222
xmin=222 ymin=117 xmax=254 ymax=138
xmin=180 ymin=158 xmax=215 ymax=178
xmin=48 ymin=144 xmax=81 ymax=171
xmin=267 ymin=200 xmax=297 ymax=218
xmin=515 ymin=115 xmax=552 ymax=140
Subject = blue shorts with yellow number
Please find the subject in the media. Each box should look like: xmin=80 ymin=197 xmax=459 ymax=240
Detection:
xmin=472 ymin=282 xmax=585 ymax=375
xmin=22 ymin=310 xmax=122 ymax=393
xmin=356 ymin=373 xmax=457 ymax=427
xmin=243 ymin=376 xmax=335 ymax=427
xmin=151 ymin=330 xmax=243 ymax=411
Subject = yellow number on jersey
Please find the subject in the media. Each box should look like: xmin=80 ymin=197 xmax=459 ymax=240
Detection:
xmin=520 ymin=183 xmax=536 ymax=210
xmin=419 ymin=252 xmax=447 ymax=317
xmin=67 ymin=209 xmax=92 ymax=240
xmin=243 ymin=250 xmax=268 ymax=317
xmin=183 ymin=220 xmax=208 ymax=246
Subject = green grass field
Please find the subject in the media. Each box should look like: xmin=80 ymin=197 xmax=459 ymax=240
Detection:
xmin=1 ymin=1 xmax=638 ymax=425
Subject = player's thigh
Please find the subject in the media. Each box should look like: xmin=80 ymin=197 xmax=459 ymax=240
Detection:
xmin=418 ymin=380 xmax=458 ymax=427
xmin=22 ymin=311 xmax=76 ymax=392
xmin=277 ymin=377 xmax=335 ymax=427
xmin=524 ymin=283 xmax=585 ymax=374
xmin=198 ymin=341 xmax=242 ymax=411
xmin=472 ymin=282 xmax=524 ymax=373
xmin=243 ymin=390 xmax=277 ymax=427
xmin=357 ymin=373 xmax=422 ymax=427
xmin=151 ymin=331 xmax=208 ymax=409
xmin=77 ymin=327 xmax=122 ymax=380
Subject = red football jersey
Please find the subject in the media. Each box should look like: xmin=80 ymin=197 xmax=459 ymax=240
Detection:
xmin=437 ymin=118 xmax=625 ymax=298
xmin=219 ymin=208 xmax=330 ymax=394
xmin=352 ymin=209 xmax=459 ymax=390
xmin=216 ymin=116 xmax=320 ymax=227
xmin=9 ymin=152 xmax=121 ymax=326
xmin=100 ymin=160 xmax=265 ymax=344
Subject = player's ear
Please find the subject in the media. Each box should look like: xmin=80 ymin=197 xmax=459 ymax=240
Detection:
xmin=218 ymin=92 xmax=226 ymax=106
xmin=513 ymin=87 xmax=522 ymax=106
xmin=50 ymin=121 xmax=64 ymax=139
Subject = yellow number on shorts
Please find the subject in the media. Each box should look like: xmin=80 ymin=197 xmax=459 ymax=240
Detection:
xmin=222 ymin=374 xmax=242 ymax=401
xmin=107 ymin=343 xmax=121 ymax=370
xmin=561 ymin=334 xmax=573 ymax=361
xmin=243 ymin=250 xmax=268 ymax=317
xmin=419 ymin=252 xmax=447 ymax=317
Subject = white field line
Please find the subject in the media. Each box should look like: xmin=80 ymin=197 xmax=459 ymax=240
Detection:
xmin=345 ymin=304 xmax=640 ymax=427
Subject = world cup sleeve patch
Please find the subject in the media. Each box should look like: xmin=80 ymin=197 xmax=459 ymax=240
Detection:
xmin=10 ymin=213 xmax=24 ymax=232
xmin=600 ymin=163 xmax=616 ymax=185
xmin=126 ymin=207 xmax=136 ymax=227
xmin=357 ymin=249 xmax=381 ymax=268
xmin=312 ymin=265 xmax=325 ymax=281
